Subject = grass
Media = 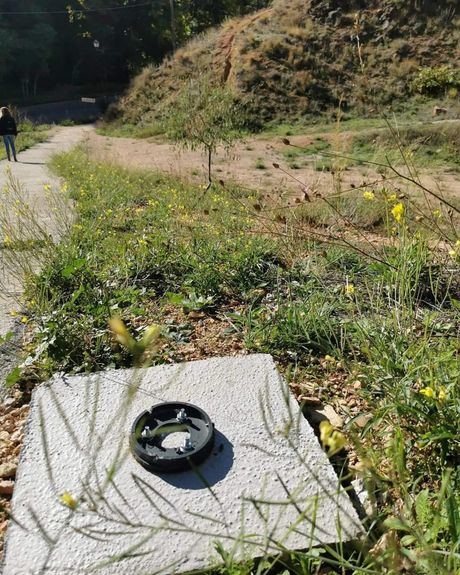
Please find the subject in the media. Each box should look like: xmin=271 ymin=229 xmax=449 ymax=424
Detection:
xmin=4 ymin=142 xmax=460 ymax=573
xmin=0 ymin=121 xmax=50 ymax=161
xmin=255 ymin=158 xmax=267 ymax=169
xmin=271 ymin=117 xmax=460 ymax=178
xmin=23 ymin=149 xmax=279 ymax=372
xmin=96 ymin=121 xmax=164 ymax=139
xmin=351 ymin=123 xmax=460 ymax=170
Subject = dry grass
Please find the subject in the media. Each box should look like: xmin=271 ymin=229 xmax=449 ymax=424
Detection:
xmin=112 ymin=0 xmax=460 ymax=130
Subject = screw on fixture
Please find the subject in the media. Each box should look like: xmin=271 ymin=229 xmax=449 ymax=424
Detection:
xmin=179 ymin=436 xmax=193 ymax=453
xmin=176 ymin=408 xmax=188 ymax=423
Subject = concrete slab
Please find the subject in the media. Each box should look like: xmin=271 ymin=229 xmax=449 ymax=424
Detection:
xmin=3 ymin=355 xmax=362 ymax=574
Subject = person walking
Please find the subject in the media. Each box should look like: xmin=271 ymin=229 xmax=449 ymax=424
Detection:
xmin=0 ymin=107 xmax=18 ymax=162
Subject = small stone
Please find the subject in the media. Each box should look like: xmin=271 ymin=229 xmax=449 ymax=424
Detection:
xmin=3 ymin=398 xmax=15 ymax=408
xmin=10 ymin=430 xmax=23 ymax=443
xmin=187 ymin=311 xmax=205 ymax=320
xmin=353 ymin=380 xmax=362 ymax=390
xmin=2 ymin=420 xmax=15 ymax=434
xmin=321 ymin=404 xmax=344 ymax=428
xmin=0 ymin=481 xmax=14 ymax=497
xmin=298 ymin=396 xmax=322 ymax=406
xmin=353 ymin=414 xmax=372 ymax=428
xmin=0 ymin=463 xmax=16 ymax=480
xmin=351 ymin=478 xmax=374 ymax=516
xmin=0 ymin=431 xmax=11 ymax=443
xmin=306 ymin=404 xmax=344 ymax=428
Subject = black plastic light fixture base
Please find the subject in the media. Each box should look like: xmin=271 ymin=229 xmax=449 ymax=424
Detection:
xmin=130 ymin=402 xmax=215 ymax=473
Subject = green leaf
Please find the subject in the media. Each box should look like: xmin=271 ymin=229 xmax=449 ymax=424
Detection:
xmin=61 ymin=258 xmax=86 ymax=279
xmin=0 ymin=330 xmax=14 ymax=345
xmin=166 ymin=292 xmax=185 ymax=306
xmin=5 ymin=366 xmax=21 ymax=388
xmin=415 ymin=490 xmax=431 ymax=528
xmin=384 ymin=517 xmax=411 ymax=532
xmin=446 ymin=492 xmax=460 ymax=542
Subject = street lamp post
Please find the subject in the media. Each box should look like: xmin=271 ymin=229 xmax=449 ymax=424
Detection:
xmin=93 ymin=39 xmax=107 ymax=86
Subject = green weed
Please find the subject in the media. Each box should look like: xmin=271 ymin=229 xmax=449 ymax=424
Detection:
xmin=25 ymin=149 xmax=280 ymax=372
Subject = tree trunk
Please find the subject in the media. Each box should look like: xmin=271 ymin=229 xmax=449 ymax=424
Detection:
xmin=205 ymin=146 xmax=212 ymax=191
xmin=33 ymin=72 xmax=40 ymax=97
xmin=169 ymin=0 xmax=177 ymax=51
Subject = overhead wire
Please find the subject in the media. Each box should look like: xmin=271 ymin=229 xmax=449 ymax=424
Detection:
xmin=0 ymin=2 xmax=152 ymax=16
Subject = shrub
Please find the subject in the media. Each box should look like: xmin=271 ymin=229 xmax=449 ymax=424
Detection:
xmin=410 ymin=66 xmax=460 ymax=95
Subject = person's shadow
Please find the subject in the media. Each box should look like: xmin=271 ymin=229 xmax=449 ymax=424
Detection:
xmin=157 ymin=430 xmax=234 ymax=490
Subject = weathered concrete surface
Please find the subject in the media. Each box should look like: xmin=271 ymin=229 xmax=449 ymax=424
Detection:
xmin=0 ymin=125 xmax=92 ymax=338
xmin=4 ymin=355 xmax=362 ymax=574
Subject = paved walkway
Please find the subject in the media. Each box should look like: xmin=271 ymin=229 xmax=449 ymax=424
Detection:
xmin=0 ymin=125 xmax=92 ymax=337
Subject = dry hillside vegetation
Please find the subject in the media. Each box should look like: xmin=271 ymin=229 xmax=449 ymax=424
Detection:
xmin=116 ymin=0 xmax=459 ymax=128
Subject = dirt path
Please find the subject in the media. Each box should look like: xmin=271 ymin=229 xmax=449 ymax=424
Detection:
xmin=215 ymin=7 xmax=273 ymax=83
xmin=0 ymin=125 xmax=93 ymax=338
xmin=87 ymin=130 xmax=460 ymax=203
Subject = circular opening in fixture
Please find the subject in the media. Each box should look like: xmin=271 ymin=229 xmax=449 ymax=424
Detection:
xmin=130 ymin=402 xmax=215 ymax=473
xmin=160 ymin=430 xmax=190 ymax=449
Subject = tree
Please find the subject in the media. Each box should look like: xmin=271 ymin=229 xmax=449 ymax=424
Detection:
xmin=165 ymin=77 xmax=243 ymax=190
xmin=0 ymin=25 xmax=17 ymax=82
xmin=0 ymin=0 xmax=272 ymax=98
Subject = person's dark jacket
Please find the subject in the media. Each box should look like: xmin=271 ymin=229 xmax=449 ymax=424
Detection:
xmin=0 ymin=116 xmax=18 ymax=136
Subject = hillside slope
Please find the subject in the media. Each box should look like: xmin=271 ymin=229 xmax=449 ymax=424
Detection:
xmin=116 ymin=0 xmax=459 ymax=127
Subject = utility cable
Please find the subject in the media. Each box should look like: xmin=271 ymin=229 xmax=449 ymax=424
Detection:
xmin=0 ymin=2 xmax=152 ymax=16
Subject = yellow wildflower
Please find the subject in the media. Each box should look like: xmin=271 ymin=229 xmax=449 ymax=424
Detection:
xmin=387 ymin=193 xmax=398 ymax=202
xmin=320 ymin=420 xmax=334 ymax=445
xmin=433 ymin=209 xmax=441 ymax=219
xmin=437 ymin=387 xmax=447 ymax=401
xmin=109 ymin=316 xmax=134 ymax=349
xmin=328 ymin=431 xmax=346 ymax=454
xmin=420 ymin=387 xmax=435 ymax=399
xmin=141 ymin=324 xmax=161 ymax=348
xmin=391 ymin=202 xmax=405 ymax=223
xmin=363 ymin=191 xmax=375 ymax=201
xmin=449 ymin=249 xmax=457 ymax=258
xmin=319 ymin=420 xmax=346 ymax=455
xmin=345 ymin=283 xmax=355 ymax=295
xmin=59 ymin=491 xmax=78 ymax=509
